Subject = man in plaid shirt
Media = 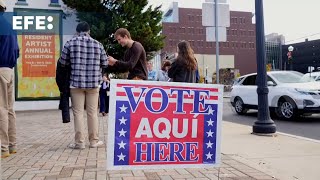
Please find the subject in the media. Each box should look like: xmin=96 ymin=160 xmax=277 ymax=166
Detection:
xmin=59 ymin=21 xmax=108 ymax=149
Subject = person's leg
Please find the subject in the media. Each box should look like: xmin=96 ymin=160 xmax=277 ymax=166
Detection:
xmin=70 ymin=88 xmax=86 ymax=148
xmin=85 ymin=88 xmax=101 ymax=147
xmin=7 ymin=70 xmax=16 ymax=154
xmin=0 ymin=68 xmax=10 ymax=158
xmin=99 ymin=87 xmax=106 ymax=114
xmin=105 ymin=94 xmax=110 ymax=113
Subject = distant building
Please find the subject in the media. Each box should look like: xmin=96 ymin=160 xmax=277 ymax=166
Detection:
xmin=265 ymin=33 xmax=285 ymax=70
xmin=161 ymin=2 xmax=257 ymax=79
xmin=282 ymin=39 xmax=320 ymax=73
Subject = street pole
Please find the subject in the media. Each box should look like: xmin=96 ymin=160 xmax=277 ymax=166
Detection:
xmin=253 ymin=0 xmax=276 ymax=134
xmin=205 ymin=66 xmax=208 ymax=84
xmin=215 ymin=0 xmax=220 ymax=84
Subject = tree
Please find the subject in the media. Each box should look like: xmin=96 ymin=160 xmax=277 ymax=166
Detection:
xmin=62 ymin=0 xmax=164 ymax=60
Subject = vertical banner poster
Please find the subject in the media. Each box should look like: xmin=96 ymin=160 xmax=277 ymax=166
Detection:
xmin=107 ymin=80 xmax=223 ymax=170
xmin=15 ymin=9 xmax=61 ymax=100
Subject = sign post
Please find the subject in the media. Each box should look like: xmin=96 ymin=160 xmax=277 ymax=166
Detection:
xmin=202 ymin=0 xmax=230 ymax=84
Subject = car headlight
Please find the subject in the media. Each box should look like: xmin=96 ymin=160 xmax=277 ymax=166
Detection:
xmin=294 ymin=88 xmax=318 ymax=95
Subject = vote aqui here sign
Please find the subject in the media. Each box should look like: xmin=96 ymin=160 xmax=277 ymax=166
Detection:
xmin=107 ymin=80 xmax=223 ymax=170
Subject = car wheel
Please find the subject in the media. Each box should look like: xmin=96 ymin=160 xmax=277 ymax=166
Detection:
xmin=277 ymin=99 xmax=299 ymax=120
xmin=234 ymin=97 xmax=248 ymax=115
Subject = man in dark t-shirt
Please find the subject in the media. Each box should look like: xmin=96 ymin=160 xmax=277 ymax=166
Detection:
xmin=108 ymin=28 xmax=148 ymax=80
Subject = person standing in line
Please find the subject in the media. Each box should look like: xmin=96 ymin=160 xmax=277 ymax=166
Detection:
xmin=158 ymin=60 xmax=171 ymax=82
xmin=58 ymin=21 xmax=108 ymax=149
xmin=168 ymin=41 xmax=197 ymax=83
xmin=0 ymin=0 xmax=20 ymax=158
xmin=99 ymin=73 xmax=110 ymax=116
xmin=147 ymin=61 xmax=159 ymax=81
xmin=107 ymin=28 xmax=148 ymax=80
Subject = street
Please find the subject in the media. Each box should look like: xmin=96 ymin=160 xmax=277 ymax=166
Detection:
xmin=223 ymin=98 xmax=320 ymax=140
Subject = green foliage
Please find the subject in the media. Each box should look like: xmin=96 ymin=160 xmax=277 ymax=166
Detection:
xmin=62 ymin=0 xmax=164 ymax=60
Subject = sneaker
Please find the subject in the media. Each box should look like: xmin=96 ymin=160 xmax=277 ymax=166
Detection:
xmin=68 ymin=143 xmax=85 ymax=149
xmin=1 ymin=151 xmax=10 ymax=159
xmin=89 ymin=141 xmax=104 ymax=148
xmin=9 ymin=147 xmax=17 ymax=154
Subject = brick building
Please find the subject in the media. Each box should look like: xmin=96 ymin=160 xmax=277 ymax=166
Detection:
xmin=161 ymin=2 xmax=257 ymax=77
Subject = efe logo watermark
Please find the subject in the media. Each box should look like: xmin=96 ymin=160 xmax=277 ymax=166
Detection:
xmin=12 ymin=16 xmax=54 ymax=30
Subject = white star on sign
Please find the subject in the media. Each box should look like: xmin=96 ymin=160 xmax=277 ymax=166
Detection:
xmin=118 ymin=128 xmax=127 ymax=137
xmin=118 ymin=141 xmax=126 ymax=149
xmin=206 ymin=129 xmax=214 ymax=137
xmin=206 ymin=152 xmax=213 ymax=160
xmin=119 ymin=104 xmax=128 ymax=113
xmin=208 ymin=106 xmax=215 ymax=115
xmin=119 ymin=116 xmax=127 ymax=125
xmin=207 ymin=118 xmax=214 ymax=126
xmin=206 ymin=140 xmax=213 ymax=148
xmin=117 ymin=153 xmax=126 ymax=161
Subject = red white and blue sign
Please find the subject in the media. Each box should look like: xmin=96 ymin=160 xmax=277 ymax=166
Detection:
xmin=107 ymin=80 xmax=223 ymax=170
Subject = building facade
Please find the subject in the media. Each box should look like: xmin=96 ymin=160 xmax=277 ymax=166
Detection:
xmin=5 ymin=0 xmax=77 ymax=111
xmin=282 ymin=39 xmax=320 ymax=73
xmin=161 ymin=3 xmax=257 ymax=78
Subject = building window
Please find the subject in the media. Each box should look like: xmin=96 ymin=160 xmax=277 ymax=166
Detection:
xmin=16 ymin=0 xmax=28 ymax=5
xmin=197 ymin=15 xmax=202 ymax=22
xmin=232 ymin=29 xmax=237 ymax=36
xmin=231 ymin=17 xmax=238 ymax=24
xmin=199 ymin=28 xmax=204 ymax=34
xmin=49 ymin=0 xmax=61 ymax=7
xmin=190 ymin=15 xmax=194 ymax=21
xmin=179 ymin=27 xmax=185 ymax=33
xmin=190 ymin=40 xmax=195 ymax=47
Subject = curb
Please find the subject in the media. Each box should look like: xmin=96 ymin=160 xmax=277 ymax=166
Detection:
xmin=277 ymin=132 xmax=320 ymax=144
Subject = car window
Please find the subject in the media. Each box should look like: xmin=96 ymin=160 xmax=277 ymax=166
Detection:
xmin=273 ymin=72 xmax=315 ymax=83
xmin=233 ymin=77 xmax=244 ymax=85
xmin=254 ymin=75 xmax=275 ymax=85
xmin=242 ymin=75 xmax=257 ymax=86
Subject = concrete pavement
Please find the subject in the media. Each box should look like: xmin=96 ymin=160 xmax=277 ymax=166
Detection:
xmin=1 ymin=109 xmax=318 ymax=179
xmin=222 ymin=122 xmax=320 ymax=180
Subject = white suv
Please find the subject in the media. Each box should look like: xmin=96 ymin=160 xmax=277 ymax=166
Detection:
xmin=230 ymin=71 xmax=320 ymax=120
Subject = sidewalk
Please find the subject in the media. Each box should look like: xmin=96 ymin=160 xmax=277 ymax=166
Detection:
xmin=0 ymin=109 xmax=300 ymax=180
xmin=222 ymin=122 xmax=320 ymax=180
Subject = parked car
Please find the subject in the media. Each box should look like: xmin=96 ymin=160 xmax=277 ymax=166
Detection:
xmin=230 ymin=71 xmax=320 ymax=120
xmin=302 ymin=71 xmax=320 ymax=82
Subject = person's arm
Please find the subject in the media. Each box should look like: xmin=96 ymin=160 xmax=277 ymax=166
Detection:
xmin=100 ymin=43 xmax=108 ymax=68
xmin=14 ymin=35 xmax=19 ymax=59
xmin=59 ymin=42 xmax=71 ymax=66
xmin=115 ymin=42 xmax=143 ymax=72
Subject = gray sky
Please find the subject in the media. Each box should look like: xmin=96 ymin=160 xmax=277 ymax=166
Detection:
xmin=148 ymin=0 xmax=320 ymax=44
